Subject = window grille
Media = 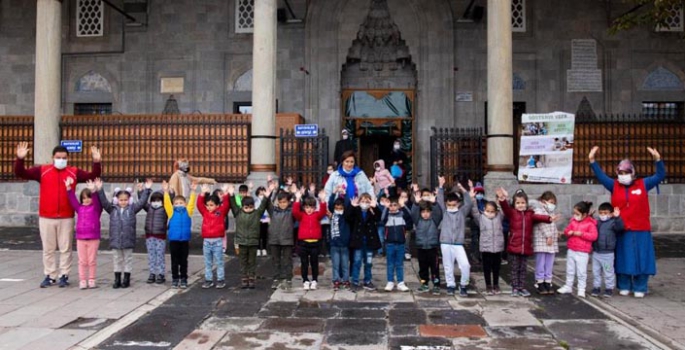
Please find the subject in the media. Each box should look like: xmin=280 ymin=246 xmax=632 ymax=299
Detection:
xmin=235 ymin=0 xmax=254 ymax=33
xmin=641 ymin=102 xmax=684 ymax=120
xmin=656 ymin=4 xmax=684 ymax=32
xmin=512 ymin=0 xmax=526 ymax=32
xmin=74 ymin=103 xmax=112 ymax=115
xmin=76 ymin=0 xmax=104 ymax=37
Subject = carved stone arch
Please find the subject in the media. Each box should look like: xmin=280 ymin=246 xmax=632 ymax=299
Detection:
xmin=513 ymin=73 xmax=526 ymax=90
xmin=67 ymin=67 xmax=118 ymax=106
xmin=637 ymin=61 xmax=685 ymax=91
xmin=234 ymin=69 xmax=253 ymax=91
xmin=227 ymin=59 xmax=253 ymax=91
xmin=76 ymin=71 xmax=112 ymax=93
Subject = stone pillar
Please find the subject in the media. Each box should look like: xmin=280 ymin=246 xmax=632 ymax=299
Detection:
xmin=484 ymin=0 xmax=518 ymax=193
xmin=34 ymin=0 xmax=62 ymax=164
xmin=248 ymin=0 xmax=278 ymax=183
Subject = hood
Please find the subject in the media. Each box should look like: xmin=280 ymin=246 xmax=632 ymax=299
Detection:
xmin=373 ymin=159 xmax=386 ymax=170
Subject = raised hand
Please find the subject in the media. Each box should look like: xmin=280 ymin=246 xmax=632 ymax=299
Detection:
xmin=136 ymin=182 xmax=143 ymax=191
xmin=456 ymin=183 xmax=466 ymax=193
xmin=221 ymin=184 xmax=230 ymax=194
xmin=248 ymin=181 xmax=254 ymax=190
xmin=411 ymin=183 xmax=419 ymax=193
xmin=318 ymin=189 xmax=327 ymax=202
xmin=267 ymin=174 xmax=273 ymax=183
xmin=438 ymin=176 xmax=446 ymax=188
xmin=467 ymin=179 xmax=474 ymax=189
xmin=588 ymin=146 xmax=599 ymax=163
xmin=428 ymin=194 xmax=436 ymax=203
xmin=190 ymin=181 xmax=198 ymax=192
xmin=94 ymin=177 xmax=103 ymax=190
xmin=309 ymin=183 xmax=316 ymax=193
xmin=64 ymin=177 xmax=74 ymax=190
xmin=162 ymin=180 xmax=170 ymax=192
xmin=294 ymin=189 xmax=303 ymax=201
xmin=225 ymin=184 xmax=235 ymax=196
xmin=16 ymin=142 xmax=29 ymax=159
xmin=144 ymin=178 xmax=153 ymax=189
xmin=268 ymin=181 xmax=277 ymax=193
xmin=414 ymin=192 xmax=422 ymax=203
xmin=613 ymin=206 xmax=621 ymax=217
xmin=91 ymin=146 xmax=101 ymax=162
xmin=398 ymin=195 xmax=407 ymax=208
xmin=286 ymin=176 xmax=293 ymax=185
xmin=85 ymin=180 xmax=95 ymax=191
xmin=351 ymin=196 xmax=360 ymax=207
xmin=201 ymin=184 xmax=211 ymax=194
xmin=469 ymin=185 xmax=476 ymax=198
xmin=647 ymin=147 xmax=661 ymax=161
xmin=370 ymin=197 xmax=378 ymax=208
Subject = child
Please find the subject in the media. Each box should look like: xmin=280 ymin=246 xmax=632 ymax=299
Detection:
xmin=349 ymin=193 xmax=382 ymax=291
xmin=436 ymin=176 xmax=473 ymax=297
xmin=557 ymin=201 xmax=598 ymax=298
xmin=468 ymin=182 xmax=487 ymax=264
xmin=66 ymin=179 xmax=102 ymax=289
xmin=411 ymin=193 xmax=442 ymax=294
xmin=531 ymin=191 xmax=559 ymax=295
xmin=591 ymin=203 xmax=623 ymax=298
xmin=328 ymin=195 xmax=352 ymax=290
xmin=376 ymin=195 xmax=390 ymax=255
xmin=292 ymin=189 xmax=328 ymax=290
xmin=197 ymin=184 xmax=231 ymax=289
xmin=496 ymin=187 xmax=555 ymax=297
xmin=255 ymin=186 xmax=270 ymax=257
xmin=229 ymin=183 xmax=273 ymax=289
xmin=142 ymin=190 xmax=168 ymax=284
xmin=399 ymin=189 xmax=414 ymax=261
xmin=469 ymin=193 xmax=505 ymax=295
xmin=163 ymin=180 xmax=197 ymax=289
xmin=381 ymin=196 xmax=412 ymax=292
xmin=98 ymin=178 xmax=152 ymax=289
xmin=267 ymin=190 xmax=295 ymax=290
xmin=373 ymin=160 xmax=395 ymax=198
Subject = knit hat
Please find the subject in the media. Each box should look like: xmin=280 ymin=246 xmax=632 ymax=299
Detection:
xmin=473 ymin=182 xmax=485 ymax=193
xmin=616 ymin=159 xmax=635 ymax=175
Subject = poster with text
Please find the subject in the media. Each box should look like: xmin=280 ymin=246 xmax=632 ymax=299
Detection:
xmin=518 ymin=112 xmax=575 ymax=184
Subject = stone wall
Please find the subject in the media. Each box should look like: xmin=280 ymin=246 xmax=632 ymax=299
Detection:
xmin=1 ymin=182 xmax=683 ymax=234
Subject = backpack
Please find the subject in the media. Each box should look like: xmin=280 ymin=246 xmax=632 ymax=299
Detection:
xmin=390 ymin=164 xmax=404 ymax=179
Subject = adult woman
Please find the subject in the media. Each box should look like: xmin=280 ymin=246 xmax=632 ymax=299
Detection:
xmin=324 ymin=150 xmax=374 ymax=200
xmin=168 ymin=158 xmax=216 ymax=199
xmin=589 ymin=146 xmax=665 ymax=298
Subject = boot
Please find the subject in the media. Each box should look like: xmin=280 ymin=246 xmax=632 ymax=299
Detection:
xmin=241 ymin=277 xmax=249 ymax=289
xmin=121 ymin=272 xmax=131 ymax=288
xmin=113 ymin=272 xmax=122 ymax=289
xmin=544 ymin=282 xmax=553 ymax=295
xmin=247 ymin=277 xmax=256 ymax=289
xmin=536 ymin=281 xmax=546 ymax=294
xmin=146 ymin=273 xmax=156 ymax=284
xmin=156 ymin=274 xmax=165 ymax=284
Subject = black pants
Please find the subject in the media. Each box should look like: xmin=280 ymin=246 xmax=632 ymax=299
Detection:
xmin=481 ymin=252 xmax=502 ymax=287
xmin=259 ymin=223 xmax=269 ymax=250
xmin=270 ymin=244 xmax=293 ymax=280
xmin=298 ymin=240 xmax=320 ymax=282
xmin=320 ymin=224 xmax=330 ymax=256
xmin=169 ymin=241 xmax=189 ymax=280
xmin=417 ymin=248 xmax=440 ymax=285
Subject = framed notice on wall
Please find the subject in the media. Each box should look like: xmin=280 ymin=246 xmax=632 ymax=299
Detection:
xmin=517 ymin=112 xmax=575 ymax=184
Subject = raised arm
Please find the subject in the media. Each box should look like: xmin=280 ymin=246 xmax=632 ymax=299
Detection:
xmin=589 ymin=146 xmax=614 ymax=191
xmin=75 ymin=146 xmax=102 ymax=182
xmin=643 ymin=159 xmax=666 ymax=191
xmin=133 ymin=188 xmax=151 ymax=213
xmin=186 ymin=192 xmax=197 ymax=216
xmin=67 ymin=189 xmax=81 ymax=211
xmin=196 ymin=193 xmax=208 ymax=215
xmin=163 ymin=192 xmax=174 ymax=218
xmin=13 ymin=142 xmax=41 ymax=181
xmin=98 ymin=189 xmax=114 ymax=214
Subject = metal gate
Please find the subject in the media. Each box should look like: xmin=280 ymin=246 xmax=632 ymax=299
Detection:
xmin=280 ymin=128 xmax=329 ymax=186
xmin=429 ymin=127 xmax=485 ymax=189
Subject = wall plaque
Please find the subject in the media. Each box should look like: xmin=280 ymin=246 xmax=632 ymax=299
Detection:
xmin=160 ymin=77 xmax=184 ymax=94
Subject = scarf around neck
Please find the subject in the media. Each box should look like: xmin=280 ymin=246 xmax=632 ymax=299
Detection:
xmin=338 ymin=165 xmax=361 ymax=200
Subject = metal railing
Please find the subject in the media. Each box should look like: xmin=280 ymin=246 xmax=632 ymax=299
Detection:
xmin=430 ymin=127 xmax=485 ymax=189
xmin=0 ymin=116 xmax=34 ymax=181
xmin=279 ymin=128 xmax=329 ymax=187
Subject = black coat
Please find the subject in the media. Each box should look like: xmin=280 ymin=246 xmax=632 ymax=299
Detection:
xmin=333 ymin=139 xmax=356 ymax=164
xmin=346 ymin=205 xmax=382 ymax=250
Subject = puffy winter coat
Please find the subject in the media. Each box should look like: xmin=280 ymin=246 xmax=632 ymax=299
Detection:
xmin=67 ymin=189 xmax=103 ymax=240
xmin=381 ymin=206 xmax=412 ymax=244
xmin=267 ymin=201 xmax=295 ymax=246
xmin=165 ymin=192 xmax=196 ymax=242
xmin=530 ymin=200 xmax=559 ymax=254
xmin=564 ymin=216 xmax=598 ymax=253
xmin=143 ymin=193 xmax=168 ymax=239
xmin=470 ymin=205 xmax=505 ymax=253
xmin=594 ymin=216 xmax=624 ymax=253
xmin=292 ymin=200 xmax=327 ymax=241
xmin=197 ymin=193 xmax=230 ymax=239
xmin=373 ymin=160 xmax=394 ymax=192
xmin=411 ymin=202 xmax=442 ymax=249
xmin=231 ymin=195 xmax=269 ymax=246
xmin=437 ymin=188 xmax=473 ymax=245
xmin=346 ymin=206 xmax=382 ymax=250
xmin=99 ymin=188 xmax=150 ymax=249
xmin=499 ymin=199 xmax=552 ymax=256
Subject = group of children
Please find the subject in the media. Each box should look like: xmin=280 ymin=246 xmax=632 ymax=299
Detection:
xmin=65 ymin=172 xmax=623 ymax=299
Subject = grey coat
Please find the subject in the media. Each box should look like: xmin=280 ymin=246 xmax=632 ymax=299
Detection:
xmin=411 ymin=202 xmax=442 ymax=249
xmin=99 ymin=188 xmax=150 ymax=249
xmin=267 ymin=200 xmax=295 ymax=246
xmin=470 ymin=205 xmax=505 ymax=253
xmin=437 ymin=188 xmax=473 ymax=245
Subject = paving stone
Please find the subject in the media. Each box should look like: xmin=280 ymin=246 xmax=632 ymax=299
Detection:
xmin=325 ymin=319 xmax=387 ymax=334
xmin=303 ymin=288 xmax=335 ymax=302
xmin=325 ymin=332 xmax=387 ymax=346
xmin=174 ymin=330 xmax=226 ymax=350
xmin=21 ymin=329 xmax=95 ymax=350
xmin=260 ymin=318 xmax=325 ymax=333
xmin=392 ymin=302 xmax=419 ymax=309
xmin=390 ymin=325 xmax=419 ymax=337
xmin=389 ymin=308 xmax=427 ymax=325
xmin=0 ymin=327 xmax=53 ymax=349
xmin=331 ymin=289 xmax=357 ymax=301
xmin=482 ymin=306 xmax=540 ymax=327
xmin=417 ymin=300 xmax=451 ymax=309
xmin=419 ymin=324 xmax=488 ymax=338
xmin=388 ymin=336 xmax=453 ymax=350
xmin=543 ymin=320 xmax=662 ymax=350
xmin=332 ymin=301 xmax=390 ymax=310
xmin=485 ymin=325 xmax=556 ymax=340
xmin=339 ymin=308 xmax=387 ymax=319
xmin=215 ymin=301 xmax=264 ymax=318
xmin=428 ymin=309 xmax=486 ymax=326
xmin=60 ymin=317 xmax=115 ymax=331
xmin=215 ymin=331 xmax=323 ymax=350
xmin=294 ymin=306 xmax=340 ymax=319
xmin=199 ymin=317 xmax=263 ymax=332
xmin=256 ymin=301 xmax=297 ymax=318
xmin=530 ymin=295 xmax=607 ymax=320
xmin=269 ymin=288 xmax=307 ymax=302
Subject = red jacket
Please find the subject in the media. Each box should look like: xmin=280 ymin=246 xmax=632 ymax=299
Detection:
xmin=499 ymin=199 xmax=552 ymax=256
xmin=564 ymin=216 xmax=598 ymax=253
xmin=612 ymin=179 xmax=651 ymax=231
xmin=197 ymin=194 xmax=230 ymax=239
xmin=14 ymin=158 xmax=101 ymax=218
xmin=292 ymin=201 xmax=327 ymax=240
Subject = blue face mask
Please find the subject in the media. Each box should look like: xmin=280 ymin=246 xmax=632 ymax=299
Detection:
xmin=475 ymin=194 xmax=484 ymax=200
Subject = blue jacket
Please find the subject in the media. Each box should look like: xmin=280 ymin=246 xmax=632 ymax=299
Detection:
xmin=165 ymin=192 xmax=196 ymax=242
xmin=594 ymin=216 xmax=624 ymax=253
xmin=328 ymin=194 xmax=352 ymax=247
xmin=381 ymin=206 xmax=412 ymax=244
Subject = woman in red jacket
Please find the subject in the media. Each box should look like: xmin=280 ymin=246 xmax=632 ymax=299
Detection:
xmin=557 ymin=201 xmax=598 ymax=298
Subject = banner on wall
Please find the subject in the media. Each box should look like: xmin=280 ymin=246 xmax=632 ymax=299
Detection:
xmin=517 ymin=111 xmax=575 ymax=184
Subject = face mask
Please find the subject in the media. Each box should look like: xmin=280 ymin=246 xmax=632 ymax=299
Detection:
xmin=573 ymin=214 xmax=583 ymax=221
xmin=174 ymin=204 xmax=185 ymax=209
xmin=393 ymin=144 xmax=400 ymax=150
xmin=334 ymin=210 xmax=344 ymax=215
xmin=375 ymin=167 xmax=380 ymax=171
xmin=447 ymin=208 xmax=459 ymax=213
xmin=475 ymin=194 xmax=484 ymax=200
xmin=54 ymin=159 xmax=68 ymax=169
xmin=618 ymin=174 xmax=632 ymax=185
xmin=327 ymin=170 xmax=333 ymax=175
xmin=151 ymin=202 xmax=162 ymax=209
xmin=360 ymin=203 xmax=370 ymax=210
xmin=484 ymin=212 xmax=496 ymax=219
xmin=599 ymin=215 xmax=610 ymax=222
xmin=342 ymin=135 xmax=349 ymax=140
xmin=546 ymin=203 xmax=556 ymax=212
xmin=421 ymin=196 xmax=430 ymax=202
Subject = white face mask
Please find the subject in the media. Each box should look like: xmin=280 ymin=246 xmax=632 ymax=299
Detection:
xmin=151 ymin=202 xmax=162 ymax=209
xmin=375 ymin=167 xmax=380 ymax=171
xmin=475 ymin=194 xmax=484 ymax=200
xmin=393 ymin=144 xmax=400 ymax=150
xmin=546 ymin=203 xmax=556 ymax=212
xmin=54 ymin=159 xmax=68 ymax=169
xmin=484 ymin=212 xmax=496 ymax=219
xmin=174 ymin=204 xmax=185 ymax=209
xmin=359 ymin=203 xmax=370 ymax=210
xmin=618 ymin=174 xmax=632 ymax=185
xmin=422 ymin=196 xmax=430 ymax=202
xmin=334 ymin=210 xmax=344 ymax=215
xmin=327 ymin=170 xmax=333 ymax=175
xmin=447 ymin=208 xmax=459 ymax=213
xmin=573 ymin=214 xmax=583 ymax=221
xmin=342 ymin=134 xmax=349 ymax=140
xmin=599 ymin=215 xmax=610 ymax=222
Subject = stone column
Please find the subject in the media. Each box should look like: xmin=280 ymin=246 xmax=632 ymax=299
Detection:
xmin=34 ymin=0 xmax=62 ymax=164
xmin=248 ymin=0 xmax=278 ymax=183
xmin=484 ymin=0 xmax=517 ymax=193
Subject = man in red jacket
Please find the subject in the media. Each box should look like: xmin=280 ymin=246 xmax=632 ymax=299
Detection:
xmin=14 ymin=142 xmax=102 ymax=288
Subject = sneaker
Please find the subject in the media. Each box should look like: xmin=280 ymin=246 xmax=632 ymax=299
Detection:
xmin=156 ymin=275 xmax=165 ymax=284
xmin=180 ymin=279 xmax=188 ymax=289
xmin=543 ymin=282 xmax=552 ymax=295
xmin=362 ymin=281 xmax=376 ymax=291
xmin=271 ymin=280 xmax=280 ymax=290
xmin=58 ymin=275 xmax=69 ymax=288
xmin=342 ymin=281 xmax=351 ymax=290
xmin=303 ymin=281 xmax=311 ymax=291
xmin=459 ymin=285 xmax=468 ymax=297
xmin=418 ymin=284 xmax=430 ymax=293
xmin=619 ymin=290 xmax=631 ymax=296
xmin=557 ymin=285 xmax=573 ymax=294
xmin=485 ymin=286 xmax=493 ymax=295
xmin=241 ymin=278 xmax=249 ymax=289
xmin=256 ymin=250 xmax=262 ymax=257
xmin=511 ymin=288 xmax=520 ymax=297
xmin=88 ymin=279 xmax=97 ymax=289
xmin=147 ymin=274 xmax=156 ymax=284
xmin=310 ymin=280 xmax=318 ymax=290
xmin=202 ymin=280 xmax=214 ymax=289
xmin=351 ymin=283 xmax=362 ymax=292
xmin=284 ymin=280 xmax=292 ymax=290
xmin=590 ymin=287 xmax=601 ymax=297
xmin=333 ymin=281 xmax=340 ymax=291
xmin=634 ymin=292 xmax=645 ymax=298
xmin=519 ymin=289 xmax=531 ymax=297
xmin=397 ymin=282 xmax=409 ymax=292
xmin=500 ymin=259 xmax=508 ymax=265
xmin=446 ymin=287 xmax=456 ymax=296
xmin=493 ymin=285 xmax=501 ymax=295
xmin=171 ymin=279 xmax=180 ymax=289
xmin=261 ymin=249 xmax=268 ymax=256
xmin=79 ymin=280 xmax=88 ymax=290
xmin=431 ymin=286 xmax=441 ymax=295
xmin=404 ymin=253 xmax=411 ymax=261
xmin=578 ymin=290 xmax=586 ymax=298
xmin=216 ymin=280 xmax=226 ymax=289
xmin=603 ymin=289 xmax=613 ymax=298
xmin=384 ymin=282 xmax=395 ymax=292
xmin=536 ymin=282 xmax=546 ymax=294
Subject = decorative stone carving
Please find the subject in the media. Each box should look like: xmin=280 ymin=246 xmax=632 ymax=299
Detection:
xmin=76 ymin=71 xmax=112 ymax=93
xmin=513 ymin=73 xmax=526 ymax=90
xmin=641 ymin=66 xmax=684 ymax=91
xmin=576 ymin=96 xmax=596 ymax=121
xmin=163 ymin=95 xmax=180 ymax=115
xmin=235 ymin=69 xmax=253 ymax=91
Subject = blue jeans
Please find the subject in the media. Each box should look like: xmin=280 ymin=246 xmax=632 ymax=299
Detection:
xmin=386 ymin=243 xmax=405 ymax=282
xmin=352 ymin=246 xmax=373 ymax=285
xmin=377 ymin=226 xmax=385 ymax=254
xmin=617 ymin=273 xmax=649 ymax=293
xmin=330 ymin=246 xmax=350 ymax=283
xmin=203 ymin=238 xmax=224 ymax=281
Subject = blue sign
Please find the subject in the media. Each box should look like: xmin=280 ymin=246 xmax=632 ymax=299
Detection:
xmin=60 ymin=140 xmax=83 ymax=153
xmin=294 ymin=124 xmax=319 ymax=137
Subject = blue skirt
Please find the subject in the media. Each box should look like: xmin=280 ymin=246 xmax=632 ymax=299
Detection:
xmin=615 ymin=230 xmax=657 ymax=276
